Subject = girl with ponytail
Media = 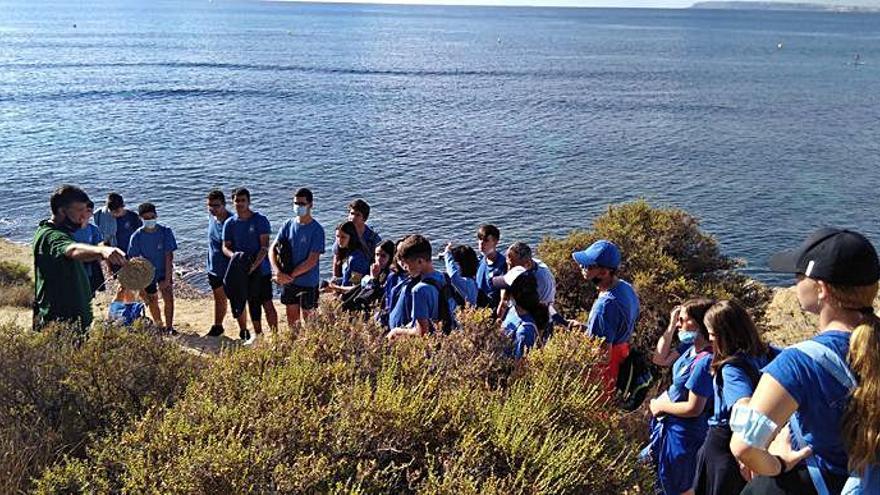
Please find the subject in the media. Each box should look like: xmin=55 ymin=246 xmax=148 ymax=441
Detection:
xmin=731 ymin=228 xmax=880 ymax=495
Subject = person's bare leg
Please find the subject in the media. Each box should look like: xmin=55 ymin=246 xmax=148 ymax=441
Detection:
xmin=142 ymin=290 xmax=163 ymax=327
xmin=161 ymin=286 xmax=174 ymax=329
xmin=212 ymin=287 xmax=227 ymax=326
xmin=286 ymin=304 xmax=302 ymax=330
xmin=263 ymin=300 xmax=278 ymax=332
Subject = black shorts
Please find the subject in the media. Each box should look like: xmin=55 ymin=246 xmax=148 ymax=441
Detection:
xmin=208 ymin=273 xmax=224 ymax=290
xmin=144 ymin=277 xmax=167 ymax=295
xmin=280 ymin=285 xmax=319 ymax=310
xmin=250 ymin=273 xmax=273 ymax=304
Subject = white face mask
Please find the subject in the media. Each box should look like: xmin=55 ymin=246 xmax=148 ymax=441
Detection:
xmin=143 ymin=219 xmax=158 ymax=229
xmin=295 ymin=205 xmax=310 ymax=217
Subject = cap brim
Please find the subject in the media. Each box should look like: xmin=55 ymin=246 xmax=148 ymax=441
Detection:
xmin=768 ymin=249 xmax=800 ymax=273
xmin=572 ymin=251 xmax=596 ymax=268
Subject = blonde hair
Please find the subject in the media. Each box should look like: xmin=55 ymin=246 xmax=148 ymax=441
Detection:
xmin=833 ymin=282 xmax=880 ymax=474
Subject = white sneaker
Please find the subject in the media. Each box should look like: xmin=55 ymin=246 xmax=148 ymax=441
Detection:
xmin=243 ymin=332 xmax=259 ymax=347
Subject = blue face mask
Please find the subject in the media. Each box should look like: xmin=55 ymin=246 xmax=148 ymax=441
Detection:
xmin=143 ymin=219 xmax=157 ymax=229
xmin=294 ymin=205 xmax=309 ymax=217
xmin=678 ymin=330 xmax=698 ymax=345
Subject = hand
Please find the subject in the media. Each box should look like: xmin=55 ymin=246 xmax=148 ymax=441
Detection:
xmin=567 ymin=319 xmax=583 ymax=329
xmin=370 ymin=261 xmax=381 ymax=279
xmin=101 ymin=246 xmax=127 ymax=266
xmin=668 ymin=305 xmax=681 ymax=330
xmin=738 ymin=462 xmax=754 ymax=482
xmin=649 ymin=397 xmax=667 ymax=417
xmin=275 ymin=271 xmax=293 ymax=285
xmin=386 ymin=328 xmax=401 ymax=341
xmin=768 ymin=425 xmax=813 ymax=472
xmin=444 ymin=242 xmax=453 ymax=254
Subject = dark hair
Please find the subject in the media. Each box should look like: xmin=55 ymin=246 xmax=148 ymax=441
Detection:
xmin=377 ymin=240 xmax=396 ymax=260
xmin=478 ymin=224 xmax=501 ymax=241
xmin=348 ymin=199 xmax=371 ymax=221
xmin=510 ymin=273 xmax=550 ymax=332
xmin=51 ymin=185 xmax=90 ymax=215
xmin=107 ymin=192 xmax=124 ymax=210
xmin=336 ymin=221 xmax=363 ymax=259
xmin=397 ymin=234 xmax=432 ymax=262
xmin=232 ymin=188 xmax=250 ymax=201
xmin=207 ymin=189 xmax=225 ymax=203
xmin=450 ymin=244 xmax=479 ymax=279
xmin=138 ymin=202 xmax=157 ymax=216
xmin=705 ymin=299 xmax=769 ymax=375
xmin=680 ymin=298 xmax=716 ymax=339
xmin=86 ymin=200 xmax=94 ymax=210
xmin=295 ymin=188 xmax=313 ymax=204
xmin=507 ymin=242 xmax=532 ymax=261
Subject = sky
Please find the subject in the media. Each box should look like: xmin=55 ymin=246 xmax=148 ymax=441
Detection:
xmin=273 ymin=0 xmax=880 ymax=8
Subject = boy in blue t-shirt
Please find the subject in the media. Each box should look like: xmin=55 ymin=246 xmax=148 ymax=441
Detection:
xmin=127 ymin=202 xmax=177 ymax=333
xmin=222 ymin=188 xmax=278 ymax=343
xmin=475 ymin=224 xmax=507 ymax=313
xmin=205 ymin=189 xmax=232 ymax=337
xmin=386 ymin=234 xmax=456 ymax=339
xmin=73 ymin=199 xmax=105 ymax=296
xmin=270 ymin=188 xmax=325 ymax=329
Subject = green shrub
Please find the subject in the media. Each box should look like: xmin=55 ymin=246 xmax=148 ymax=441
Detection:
xmin=0 ymin=321 xmax=203 ymax=494
xmin=538 ymin=200 xmax=773 ymax=353
xmin=37 ymin=306 xmax=650 ymax=494
xmin=0 ymin=260 xmax=29 ymax=286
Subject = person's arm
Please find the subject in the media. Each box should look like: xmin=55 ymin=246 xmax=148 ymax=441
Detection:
xmin=496 ymin=290 xmax=509 ymax=319
xmin=729 ymin=375 xmax=811 ymax=476
xmin=269 ymin=240 xmax=293 ymax=285
xmin=291 ymin=251 xmax=321 ymax=279
xmin=651 ymin=390 xmax=709 ymax=418
xmin=332 ymin=252 xmax=343 ymax=279
xmin=65 ymin=243 xmax=126 ymax=265
xmin=222 ymin=240 xmax=236 ymax=259
xmin=386 ymin=324 xmax=424 ymax=340
xmin=249 ymin=234 xmax=269 ymax=274
xmin=653 ymin=306 xmax=681 ymax=366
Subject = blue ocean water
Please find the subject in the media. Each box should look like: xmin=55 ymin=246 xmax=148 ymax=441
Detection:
xmin=1 ymin=0 xmax=878 ymax=286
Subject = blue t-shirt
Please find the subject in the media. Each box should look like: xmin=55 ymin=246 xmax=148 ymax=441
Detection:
xmin=505 ymin=311 xmax=537 ymax=359
xmin=763 ymin=331 xmax=852 ymax=475
xmin=127 ymin=225 xmax=177 ymax=282
xmin=444 ymin=255 xmax=478 ymax=306
xmin=342 ymin=248 xmax=370 ymax=286
xmin=222 ymin=212 xmax=271 ymax=276
xmin=275 ymin=218 xmax=325 ymax=288
xmin=664 ymin=344 xmax=714 ymax=428
xmin=708 ymin=353 xmax=774 ymax=427
xmin=206 ymin=213 xmax=229 ymax=277
xmin=115 ymin=210 xmax=142 ymax=253
xmin=586 ymin=279 xmax=639 ymax=345
xmin=387 ymin=273 xmax=413 ymax=329
xmin=476 ymin=251 xmax=507 ymax=299
xmin=73 ymin=223 xmax=103 ymax=277
xmin=411 ymin=271 xmax=457 ymax=331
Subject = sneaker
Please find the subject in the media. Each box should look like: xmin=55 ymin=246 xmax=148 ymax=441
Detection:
xmin=239 ymin=328 xmax=251 ymax=342
xmin=243 ymin=332 xmax=258 ymax=347
xmin=165 ymin=327 xmax=179 ymax=336
xmin=207 ymin=325 xmax=224 ymax=337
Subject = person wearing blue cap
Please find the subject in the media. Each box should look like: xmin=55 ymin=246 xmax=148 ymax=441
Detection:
xmin=731 ymin=227 xmax=880 ymax=495
xmin=569 ymin=239 xmax=640 ymax=389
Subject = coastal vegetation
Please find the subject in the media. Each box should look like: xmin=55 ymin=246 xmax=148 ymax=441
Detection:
xmin=0 ymin=201 xmax=845 ymax=494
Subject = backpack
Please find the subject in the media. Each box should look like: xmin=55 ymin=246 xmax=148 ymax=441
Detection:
xmin=273 ymin=238 xmax=294 ymax=275
xmin=416 ymin=274 xmax=459 ymax=335
xmin=616 ymin=348 xmax=654 ymax=411
xmin=341 ymin=274 xmax=386 ymax=314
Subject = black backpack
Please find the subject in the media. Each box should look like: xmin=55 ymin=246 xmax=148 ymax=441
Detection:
xmin=616 ymin=348 xmax=654 ymax=411
xmin=416 ymin=274 xmax=460 ymax=335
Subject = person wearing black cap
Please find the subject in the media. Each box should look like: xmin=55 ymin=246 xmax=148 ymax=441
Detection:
xmin=730 ymin=228 xmax=880 ymax=495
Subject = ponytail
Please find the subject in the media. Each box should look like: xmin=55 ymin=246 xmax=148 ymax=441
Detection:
xmin=842 ymin=309 xmax=880 ymax=474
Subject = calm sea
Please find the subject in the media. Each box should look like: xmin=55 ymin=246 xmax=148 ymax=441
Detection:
xmin=2 ymin=0 xmax=879 ymax=286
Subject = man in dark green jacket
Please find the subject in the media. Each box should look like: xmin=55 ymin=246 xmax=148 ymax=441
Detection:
xmin=33 ymin=185 xmax=126 ymax=332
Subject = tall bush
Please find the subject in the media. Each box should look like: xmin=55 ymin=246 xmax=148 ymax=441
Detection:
xmin=37 ymin=307 xmax=650 ymax=494
xmin=538 ymin=200 xmax=772 ymax=352
xmin=0 ymin=322 xmax=203 ymax=494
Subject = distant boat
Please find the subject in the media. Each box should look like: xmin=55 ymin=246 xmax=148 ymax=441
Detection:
xmin=777 ymin=42 xmax=783 ymax=49
xmin=853 ymin=53 xmax=865 ymax=66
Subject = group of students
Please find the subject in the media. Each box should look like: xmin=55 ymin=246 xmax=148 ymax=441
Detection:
xmin=642 ymin=228 xmax=879 ymax=495
xmin=32 ymin=185 xmax=879 ymax=495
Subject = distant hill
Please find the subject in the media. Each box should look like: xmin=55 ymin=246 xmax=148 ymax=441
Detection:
xmin=691 ymin=1 xmax=880 ymax=11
